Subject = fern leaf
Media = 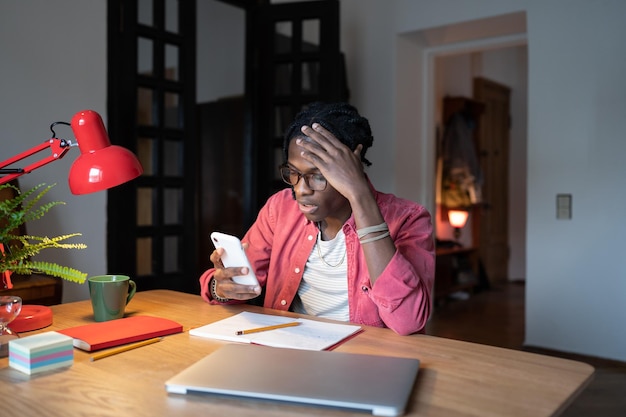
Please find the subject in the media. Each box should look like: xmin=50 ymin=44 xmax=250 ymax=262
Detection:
xmin=14 ymin=260 xmax=88 ymax=284
xmin=0 ymin=183 xmax=89 ymax=284
xmin=1 ymin=234 xmax=87 ymax=266
xmin=0 ymin=183 xmax=64 ymax=240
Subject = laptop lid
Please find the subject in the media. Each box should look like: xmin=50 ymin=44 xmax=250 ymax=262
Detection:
xmin=165 ymin=343 xmax=420 ymax=417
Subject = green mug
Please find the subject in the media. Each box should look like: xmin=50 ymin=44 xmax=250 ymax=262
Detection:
xmin=88 ymin=275 xmax=137 ymax=322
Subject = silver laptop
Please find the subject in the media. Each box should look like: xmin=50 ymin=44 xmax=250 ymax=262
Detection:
xmin=165 ymin=343 xmax=420 ymax=417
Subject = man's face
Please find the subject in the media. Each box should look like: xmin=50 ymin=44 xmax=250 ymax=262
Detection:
xmin=286 ymin=136 xmax=350 ymax=223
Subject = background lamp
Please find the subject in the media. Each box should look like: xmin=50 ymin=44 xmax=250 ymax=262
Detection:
xmin=0 ymin=110 xmax=143 ymax=194
xmin=448 ymin=209 xmax=469 ymax=241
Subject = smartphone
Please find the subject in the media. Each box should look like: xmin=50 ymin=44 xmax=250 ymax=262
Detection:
xmin=210 ymin=232 xmax=259 ymax=286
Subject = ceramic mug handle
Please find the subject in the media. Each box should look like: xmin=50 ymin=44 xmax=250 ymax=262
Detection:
xmin=126 ymin=280 xmax=137 ymax=305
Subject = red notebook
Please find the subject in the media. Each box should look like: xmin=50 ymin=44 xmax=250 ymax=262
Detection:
xmin=57 ymin=315 xmax=183 ymax=351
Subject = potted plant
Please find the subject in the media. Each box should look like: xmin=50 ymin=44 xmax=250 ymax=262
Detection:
xmin=0 ymin=182 xmax=88 ymax=290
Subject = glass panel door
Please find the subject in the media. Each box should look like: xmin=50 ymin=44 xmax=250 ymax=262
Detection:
xmin=249 ymin=0 xmax=346 ymax=219
xmin=107 ymin=0 xmax=197 ymax=292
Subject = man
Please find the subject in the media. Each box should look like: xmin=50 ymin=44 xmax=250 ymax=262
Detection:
xmin=200 ymin=102 xmax=434 ymax=335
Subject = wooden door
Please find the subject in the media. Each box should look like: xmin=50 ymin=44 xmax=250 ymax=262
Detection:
xmin=473 ymin=77 xmax=510 ymax=283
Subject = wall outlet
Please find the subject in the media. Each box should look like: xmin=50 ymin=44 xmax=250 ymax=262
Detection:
xmin=556 ymin=194 xmax=572 ymax=219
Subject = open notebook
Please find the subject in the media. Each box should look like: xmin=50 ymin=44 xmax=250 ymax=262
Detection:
xmin=189 ymin=311 xmax=362 ymax=351
xmin=165 ymin=343 xmax=420 ymax=416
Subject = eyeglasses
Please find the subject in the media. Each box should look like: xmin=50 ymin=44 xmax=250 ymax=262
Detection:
xmin=279 ymin=164 xmax=328 ymax=191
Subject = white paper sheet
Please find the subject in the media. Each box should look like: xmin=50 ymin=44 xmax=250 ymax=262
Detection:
xmin=190 ymin=311 xmax=362 ymax=351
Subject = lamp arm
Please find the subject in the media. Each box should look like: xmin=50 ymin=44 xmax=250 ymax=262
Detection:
xmin=0 ymin=138 xmax=72 ymax=185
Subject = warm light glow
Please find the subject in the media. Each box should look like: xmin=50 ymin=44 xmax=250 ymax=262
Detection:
xmin=448 ymin=210 xmax=469 ymax=229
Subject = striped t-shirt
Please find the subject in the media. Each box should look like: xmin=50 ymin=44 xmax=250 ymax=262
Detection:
xmin=290 ymin=228 xmax=349 ymax=321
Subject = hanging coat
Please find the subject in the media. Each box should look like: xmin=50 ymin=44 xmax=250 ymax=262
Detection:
xmin=440 ymin=112 xmax=482 ymax=207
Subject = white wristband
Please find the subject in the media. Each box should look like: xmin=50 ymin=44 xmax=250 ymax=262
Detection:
xmin=357 ymin=222 xmax=389 ymax=240
xmin=360 ymin=231 xmax=390 ymax=244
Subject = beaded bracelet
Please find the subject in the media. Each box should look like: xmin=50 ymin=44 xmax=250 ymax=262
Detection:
xmin=357 ymin=222 xmax=389 ymax=239
xmin=210 ymin=278 xmax=230 ymax=303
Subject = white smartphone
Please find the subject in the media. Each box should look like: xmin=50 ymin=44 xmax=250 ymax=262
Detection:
xmin=210 ymin=232 xmax=259 ymax=286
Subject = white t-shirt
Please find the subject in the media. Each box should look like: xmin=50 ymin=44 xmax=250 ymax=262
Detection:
xmin=291 ymin=228 xmax=349 ymax=321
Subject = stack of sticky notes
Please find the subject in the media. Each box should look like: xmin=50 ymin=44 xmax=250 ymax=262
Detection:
xmin=8 ymin=331 xmax=74 ymax=375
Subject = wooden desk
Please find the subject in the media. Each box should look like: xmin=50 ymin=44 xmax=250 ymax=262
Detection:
xmin=0 ymin=290 xmax=593 ymax=417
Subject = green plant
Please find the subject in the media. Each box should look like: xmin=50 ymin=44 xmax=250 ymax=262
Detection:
xmin=0 ymin=182 xmax=88 ymax=284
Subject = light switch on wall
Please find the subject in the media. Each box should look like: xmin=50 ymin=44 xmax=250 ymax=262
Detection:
xmin=557 ymin=194 xmax=572 ymax=219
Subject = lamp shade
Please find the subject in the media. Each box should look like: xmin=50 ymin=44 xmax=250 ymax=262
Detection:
xmin=448 ymin=209 xmax=469 ymax=229
xmin=68 ymin=110 xmax=143 ymax=195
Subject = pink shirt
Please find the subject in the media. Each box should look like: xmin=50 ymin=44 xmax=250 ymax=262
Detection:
xmin=200 ymin=185 xmax=435 ymax=335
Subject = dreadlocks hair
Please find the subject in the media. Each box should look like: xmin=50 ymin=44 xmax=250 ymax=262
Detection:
xmin=282 ymin=102 xmax=374 ymax=166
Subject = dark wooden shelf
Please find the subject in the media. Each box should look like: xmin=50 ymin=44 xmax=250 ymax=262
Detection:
xmin=435 ymin=246 xmax=479 ymax=301
xmin=0 ymin=274 xmax=62 ymax=306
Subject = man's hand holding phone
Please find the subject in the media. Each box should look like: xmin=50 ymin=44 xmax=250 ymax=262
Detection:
xmin=210 ymin=232 xmax=261 ymax=300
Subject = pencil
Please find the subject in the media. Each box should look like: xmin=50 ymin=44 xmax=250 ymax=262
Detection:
xmin=89 ymin=337 xmax=163 ymax=361
xmin=235 ymin=321 xmax=300 ymax=335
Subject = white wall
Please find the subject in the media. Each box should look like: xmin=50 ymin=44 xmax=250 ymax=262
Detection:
xmin=524 ymin=0 xmax=626 ymax=361
xmin=339 ymin=0 xmax=626 ymax=361
xmin=0 ymin=0 xmax=107 ymax=302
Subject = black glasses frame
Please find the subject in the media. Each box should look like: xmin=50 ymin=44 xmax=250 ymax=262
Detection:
xmin=278 ymin=164 xmax=328 ymax=191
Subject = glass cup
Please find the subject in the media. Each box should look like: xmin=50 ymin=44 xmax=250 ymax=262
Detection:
xmin=0 ymin=295 xmax=23 ymax=357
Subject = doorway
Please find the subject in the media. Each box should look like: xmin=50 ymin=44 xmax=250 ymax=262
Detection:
xmin=391 ymin=13 xmax=528 ymax=291
xmin=432 ymin=40 xmax=527 ymax=285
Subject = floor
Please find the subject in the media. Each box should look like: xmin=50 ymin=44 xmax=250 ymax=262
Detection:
xmin=425 ymin=281 xmax=626 ymax=417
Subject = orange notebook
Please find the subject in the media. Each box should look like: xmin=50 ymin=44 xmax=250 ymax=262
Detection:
xmin=57 ymin=315 xmax=183 ymax=351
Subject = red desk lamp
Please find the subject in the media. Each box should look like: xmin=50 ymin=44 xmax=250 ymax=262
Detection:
xmin=0 ymin=109 xmax=143 ymax=194
xmin=0 ymin=110 xmax=143 ymax=337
